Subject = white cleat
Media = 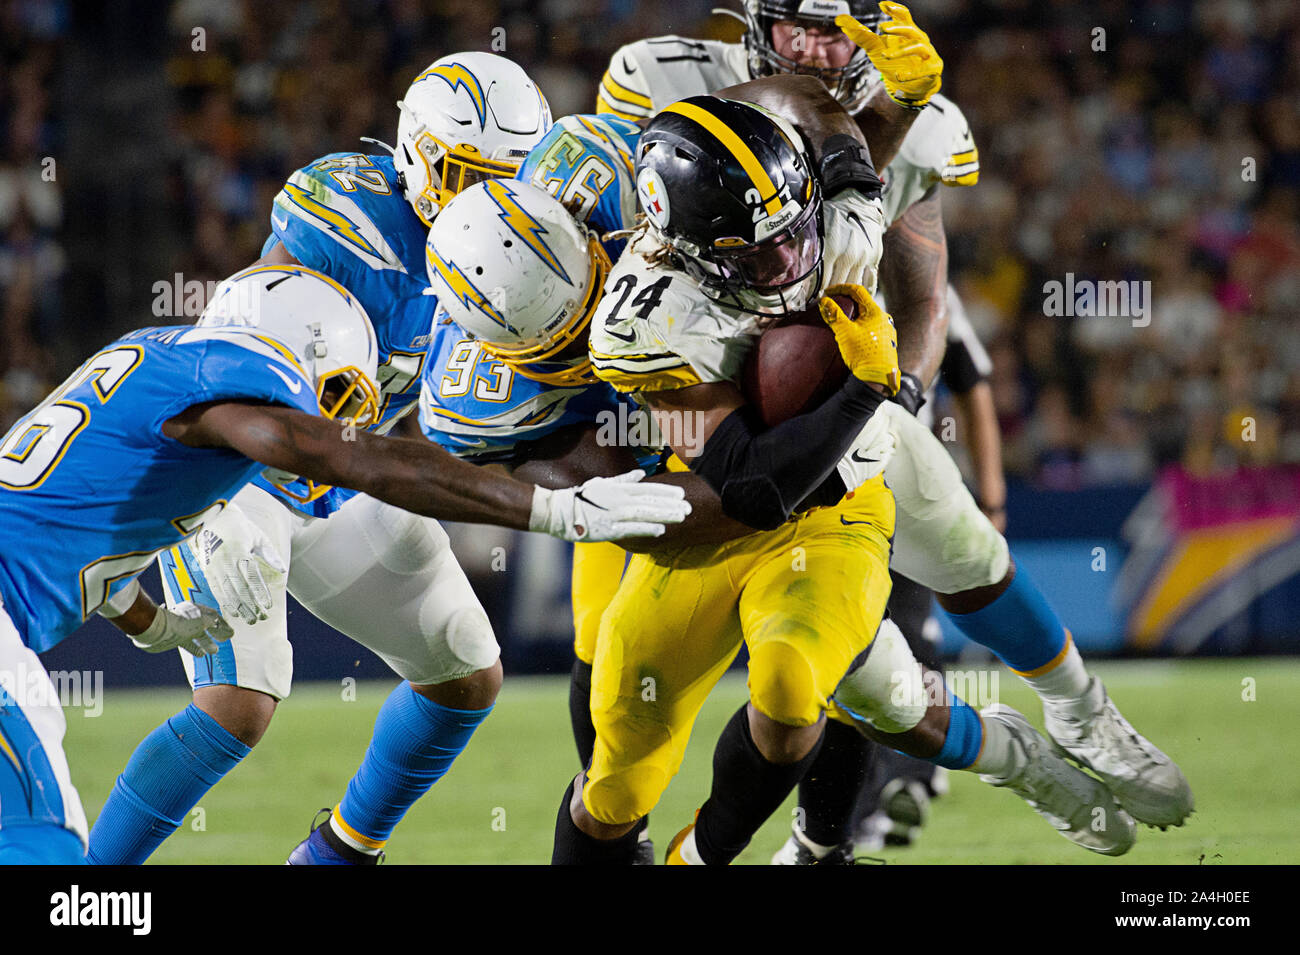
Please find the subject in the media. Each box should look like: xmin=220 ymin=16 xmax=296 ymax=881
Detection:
xmin=770 ymin=826 xmax=856 ymax=865
xmin=980 ymin=704 xmax=1137 ymax=856
xmin=1042 ymin=678 xmax=1194 ymax=829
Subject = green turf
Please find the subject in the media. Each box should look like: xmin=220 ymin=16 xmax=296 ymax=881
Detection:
xmin=64 ymin=658 xmax=1300 ymax=864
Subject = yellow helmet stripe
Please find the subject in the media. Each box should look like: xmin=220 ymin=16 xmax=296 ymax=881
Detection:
xmin=426 ymin=243 xmax=511 ymax=331
xmin=419 ymin=63 xmax=488 ymax=129
xmin=482 ymin=179 xmax=572 ymax=284
xmin=662 ymin=100 xmax=783 ymax=216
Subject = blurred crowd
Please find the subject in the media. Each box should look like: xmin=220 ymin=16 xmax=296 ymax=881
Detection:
xmin=932 ymin=0 xmax=1300 ymax=488
xmin=0 ymin=0 xmax=66 ymax=436
xmin=3 ymin=0 xmax=1298 ymax=489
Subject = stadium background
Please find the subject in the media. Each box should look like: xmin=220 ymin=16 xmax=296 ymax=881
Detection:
xmin=11 ymin=0 xmax=1298 ymax=682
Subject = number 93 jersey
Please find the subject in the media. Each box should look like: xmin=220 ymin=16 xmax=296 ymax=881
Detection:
xmin=257 ymin=152 xmax=436 ymax=517
xmin=417 ymin=322 xmax=662 ymax=471
xmin=419 ymin=114 xmax=658 ymax=467
xmin=0 ymin=326 xmax=320 ymax=652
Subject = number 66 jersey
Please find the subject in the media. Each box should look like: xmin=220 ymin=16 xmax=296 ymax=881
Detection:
xmin=0 ymin=326 xmax=318 ymax=652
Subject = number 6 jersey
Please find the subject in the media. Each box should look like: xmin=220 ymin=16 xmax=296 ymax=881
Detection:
xmin=0 ymin=327 xmax=319 ymax=651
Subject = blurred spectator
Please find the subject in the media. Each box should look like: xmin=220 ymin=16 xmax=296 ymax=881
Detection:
xmin=7 ymin=0 xmax=1299 ymax=485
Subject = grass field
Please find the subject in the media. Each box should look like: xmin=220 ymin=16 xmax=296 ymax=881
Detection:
xmin=64 ymin=658 xmax=1300 ymax=864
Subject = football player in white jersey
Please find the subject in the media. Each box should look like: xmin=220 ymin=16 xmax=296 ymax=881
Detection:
xmin=598 ymin=1 xmax=1192 ymax=863
xmin=549 ymin=94 xmax=1145 ymax=865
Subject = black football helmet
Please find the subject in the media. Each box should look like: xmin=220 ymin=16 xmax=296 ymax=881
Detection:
xmin=741 ymin=0 xmax=882 ymax=115
xmin=634 ymin=95 xmax=823 ymax=315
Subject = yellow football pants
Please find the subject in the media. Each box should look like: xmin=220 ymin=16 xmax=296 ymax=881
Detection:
xmin=571 ymin=541 xmax=629 ymax=665
xmin=582 ymin=476 xmax=895 ymax=826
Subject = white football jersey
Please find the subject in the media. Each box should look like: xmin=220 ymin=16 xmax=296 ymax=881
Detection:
xmin=588 ymin=225 xmax=894 ymax=480
xmin=589 ymin=187 xmax=886 ymax=394
xmin=589 ymin=229 xmax=762 ymax=395
xmin=598 ymin=36 xmax=980 ymax=227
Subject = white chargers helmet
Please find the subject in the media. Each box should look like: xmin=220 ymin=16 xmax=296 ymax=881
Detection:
xmin=394 ymin=52 xmax=552 ymax=227
xmin=199 ymin=264 xmax=381 ymax=501
xmin=424 ymin=179 xmax=610 ymax=386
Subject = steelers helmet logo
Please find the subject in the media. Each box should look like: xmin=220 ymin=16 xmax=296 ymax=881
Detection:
xmin=637 ymin=167 xmax=670 ymax=230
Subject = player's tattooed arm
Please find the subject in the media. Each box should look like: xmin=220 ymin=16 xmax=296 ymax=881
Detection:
xmin=715 ymin=73 xmax=915 ymax=172
xmin=851 ymin=80 xmax=922 ymax=171
xmin=952 ymin=381 xmax=1007 ymax=531
xmin=879 ymin=187 xmax=949 ymax=390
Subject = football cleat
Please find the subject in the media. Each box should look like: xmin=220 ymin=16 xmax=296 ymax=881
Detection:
xmin=665 ymin=818 xmax=700 ymax=865
xmin=872 ymin=777 xmax=931 ymax=848
xmin=1043 ymin=677 xmax=1194 ymax=829
xmin=979 ymin=705 xmax=1136 ymax=856
xmin=286 ymin=808 xmax=384 ymax=866
xmin=633 ymin=829 xmax=656 ymax=866
xmin=771 ymin=826 xmax=857 ymax=865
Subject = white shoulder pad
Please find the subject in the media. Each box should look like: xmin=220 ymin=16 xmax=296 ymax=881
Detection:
xmin=598 ymin=37 xmax=748 ymax=120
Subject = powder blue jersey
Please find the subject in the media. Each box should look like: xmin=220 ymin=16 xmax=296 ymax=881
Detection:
xmin=258 ymin=152 xmax=436 ymax=516
xmin=418 ymin=332 xmax=657 ymax=466
xmin=419 ymin=114 xmax=658 ymax=469
xmin=519 ymin=113 xmax=640 ymax=259
xmin=0 ymin=326 xmax=319 ymax=651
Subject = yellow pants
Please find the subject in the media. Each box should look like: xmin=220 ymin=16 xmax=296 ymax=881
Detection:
xmin=571 ymin=542 xmax=629 ymax=665
xmin=581 ymin=476 xmax=895 ymax=826
xmin=570 ymin=454 xmax=689 ymax=664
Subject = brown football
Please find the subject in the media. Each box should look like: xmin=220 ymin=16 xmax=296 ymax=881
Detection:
xmin=741 ymin=293 xmax=854 ymax=427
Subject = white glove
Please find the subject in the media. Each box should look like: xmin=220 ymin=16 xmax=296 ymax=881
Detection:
xmin=836 ymin=405 xmax=897 ymax=491
xmin=529 ymin=469 xmax=691 ymax=542
xmin=131 ymin=601 xmax=235 ymax=657
xmin=183 ymin=507 xmax=288 ymax=625
xmin=821 ymin=188 xmax=888 ymax=292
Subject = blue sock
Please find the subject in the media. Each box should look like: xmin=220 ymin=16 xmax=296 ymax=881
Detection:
xmin=932 ymin=695 xmax=984 ymax=770
xmin=334 ymin=683 xmax=492 ymax=849
xmin=943 ymin=562 xmax=1068 ymax=674
xmin=86 ymin=703 xmax=249 ymax=865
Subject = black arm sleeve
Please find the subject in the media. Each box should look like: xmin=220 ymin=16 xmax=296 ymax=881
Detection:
xmin=690 ymin=376 xmax=886 ymax=530
xmin=819 ymin=134 xmax=882 ymax=201
xmin=940 ymin=340 xmax=986 ymax=395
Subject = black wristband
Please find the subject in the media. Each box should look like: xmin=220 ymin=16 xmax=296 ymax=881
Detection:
xmin=892 ymin=372 xmax=927 ymax=416
xmin=819 ymin=133 xmax=882 ymax=201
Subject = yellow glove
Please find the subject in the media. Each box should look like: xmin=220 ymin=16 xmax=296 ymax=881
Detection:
xmin=820 ymin=284 xmax=900 ymax=395
xmin=837 ymin=2 xmax=943 ymax=110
